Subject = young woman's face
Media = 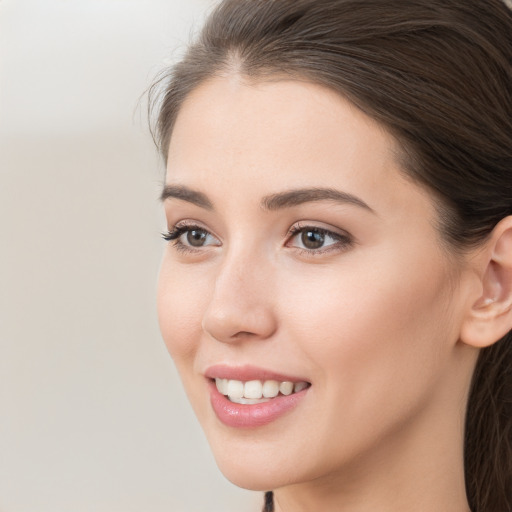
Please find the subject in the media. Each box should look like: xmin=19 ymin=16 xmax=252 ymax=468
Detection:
xmin=158 ymin=77 xmax=475 ymax=491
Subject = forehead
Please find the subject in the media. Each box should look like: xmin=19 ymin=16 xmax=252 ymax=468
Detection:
xmin=166 ymin=76 xmax=429 ymax=216
xmin=168 ymin=75 xmax=397 ymax=161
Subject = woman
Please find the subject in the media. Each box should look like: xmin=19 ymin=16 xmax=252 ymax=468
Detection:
xmin=151 ymin=1 xmax=512 ymax=510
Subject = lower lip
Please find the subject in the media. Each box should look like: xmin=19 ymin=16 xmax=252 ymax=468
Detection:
xmin=208 ymin=380 xmax=309 ymax=428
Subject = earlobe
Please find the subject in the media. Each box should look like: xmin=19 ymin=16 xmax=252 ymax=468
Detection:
xmin=460 ymin=216 xmax=512 ymax=348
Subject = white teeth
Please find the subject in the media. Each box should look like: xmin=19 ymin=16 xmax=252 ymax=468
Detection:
xmin=294 ymin=381 xmax=308 ymax=393
xmin=215 ymin=378 xmax=309 ymax=401
xmin=262 ymin=380 xmax=279 ymax=398
xmin=244 ymin=380 xmax=263 ymax=399
xmin=215 ymin=378 xmax=228 ymax=395
xmin=279 ymin=381 xmax=294 ymax=396
xmin=226 ymin=379 xmax=244 ymax=399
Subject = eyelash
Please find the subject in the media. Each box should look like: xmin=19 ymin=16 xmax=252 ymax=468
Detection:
xmin=161 ymin=223 xmax=212 ymax=254
xmin=162 ymin=225 xmax=197 ymax=241
xmin=162 ymin=223 xmax=353 ymax=256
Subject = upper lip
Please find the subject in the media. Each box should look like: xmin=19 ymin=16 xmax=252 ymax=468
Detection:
xmin=204 ymin=364 xmax=310 ymax=383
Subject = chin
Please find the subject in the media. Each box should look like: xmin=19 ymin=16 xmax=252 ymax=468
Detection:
xmin=221 ymin=469 xmax=276 ymax=492
xmin=215 ymin=455 xmax=292 ymax=491
xmin=206 ymin=433 xmax=302 ymax=491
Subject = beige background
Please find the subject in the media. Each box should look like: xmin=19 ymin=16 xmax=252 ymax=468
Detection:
xmin=0 ymin=1 xmax=260 ymax=511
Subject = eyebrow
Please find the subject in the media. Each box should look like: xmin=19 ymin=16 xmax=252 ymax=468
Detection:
xmin=160 ymin=184 xmax=213 ymax=210
xmin=161 ymin=184 xmax=374 ymax=214
xmin=261 ymin=187 xmax=374 ymax=213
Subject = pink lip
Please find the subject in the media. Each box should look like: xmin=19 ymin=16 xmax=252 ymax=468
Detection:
xmin=205 ymin=365 xmax=310 ymax=428
xmin=204 ymin=364 xmax=308 ymax=383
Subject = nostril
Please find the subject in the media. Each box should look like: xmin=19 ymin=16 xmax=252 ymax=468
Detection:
xmin=231 ymin=331 xmax=257 ymax=339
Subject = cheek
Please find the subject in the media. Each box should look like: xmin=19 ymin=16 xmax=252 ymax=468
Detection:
xmin=157 ymin=257 xmax=206 ymax=366
xmin=280 ymin=249 xmax=457 ymax=424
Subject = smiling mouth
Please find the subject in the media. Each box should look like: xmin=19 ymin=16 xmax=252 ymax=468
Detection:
xmin=214 ymin=378 xmax=311 ymax=404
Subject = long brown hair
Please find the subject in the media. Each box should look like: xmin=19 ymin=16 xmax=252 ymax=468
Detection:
xmin=150 ymin=1 xmax=512 ymax=510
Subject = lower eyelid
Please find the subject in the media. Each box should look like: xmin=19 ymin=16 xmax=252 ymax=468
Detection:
xmin=295 ymin=239 xmax=353 ymax=257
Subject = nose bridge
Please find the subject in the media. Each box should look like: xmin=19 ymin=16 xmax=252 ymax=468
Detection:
xmin=202 ymin=243 xmax=276 ymax=343
xmin=218 ymin=245 xmax=265 ymax=296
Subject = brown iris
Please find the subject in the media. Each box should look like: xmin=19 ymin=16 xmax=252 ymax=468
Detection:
xmin=301 ymin=229 xmax=325 ymax=249
xmin=187 ymin=229 xmax=208 ymax=247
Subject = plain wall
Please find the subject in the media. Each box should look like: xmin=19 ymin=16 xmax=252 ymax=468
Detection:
xmin=0 ymin=1 xmax=260 ymax=511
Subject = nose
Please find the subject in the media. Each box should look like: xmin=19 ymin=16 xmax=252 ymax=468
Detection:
xmin=201 ymin=252 xmax=277 ymax=344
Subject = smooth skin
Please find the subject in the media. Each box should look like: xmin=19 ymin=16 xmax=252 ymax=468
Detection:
xmin=158 ymin=76 xmax=512 ymax=512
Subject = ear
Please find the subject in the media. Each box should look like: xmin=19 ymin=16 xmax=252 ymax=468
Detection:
xmin=460 ymin=216 xmax=512 ymax=348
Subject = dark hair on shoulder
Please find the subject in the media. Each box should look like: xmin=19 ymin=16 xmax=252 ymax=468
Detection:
xmin=150 ymin=1 xmax=512 ymax=511
xmin=263 ymin=490 xmax=274 ymax=512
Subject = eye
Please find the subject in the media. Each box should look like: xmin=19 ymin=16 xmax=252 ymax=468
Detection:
xmin=162 ymin=224 xmax=220 ymax=251
xmin=182 ymin=228 xmax=210 ymax=247
xmin=286 ymin=224 xmax=352 ymax=253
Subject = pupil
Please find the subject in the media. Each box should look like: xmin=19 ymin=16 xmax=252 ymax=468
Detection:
xmin=187 ymin=229 xmax=207 ymax=247
xmin=302 ymin=230 xmax=324 ymax=249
